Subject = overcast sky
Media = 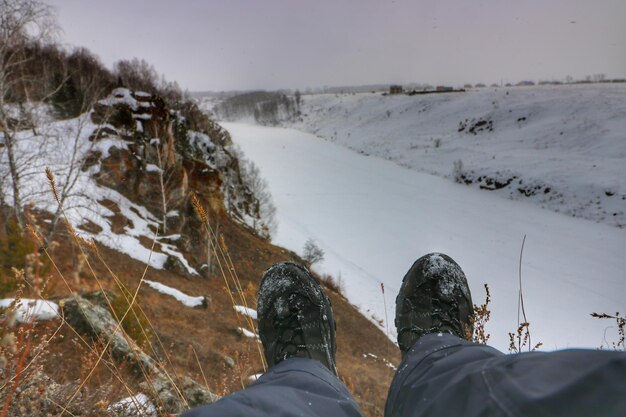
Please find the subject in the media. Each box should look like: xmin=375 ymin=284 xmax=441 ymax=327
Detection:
xmin=48 ymin=0 xmax=626 ymax=92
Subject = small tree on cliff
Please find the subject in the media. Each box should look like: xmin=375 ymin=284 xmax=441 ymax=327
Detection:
xmin=240 ymin=160 xmax=277 ymax=239
xmin=150 ymin=137 xmax=178 ymax=234
xmin=0 ymin=0 xmax=57 ymax=230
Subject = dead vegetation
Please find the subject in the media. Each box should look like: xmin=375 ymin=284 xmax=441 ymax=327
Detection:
xmin=0 ymin=168 xmax=398 ymax=416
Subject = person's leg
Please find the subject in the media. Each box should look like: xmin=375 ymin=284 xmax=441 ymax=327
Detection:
xmin=184 ymin=357 xmax=361 ymax=417
xmin=387 ymin=332 xmax=626 ymax=417
xmin=386 ymin=253 xmax=626 ymax=417
xmin=182 ymin=262 xmax=363 ymax=417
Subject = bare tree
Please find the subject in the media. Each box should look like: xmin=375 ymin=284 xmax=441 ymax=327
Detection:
xmin=294 ymin=89 xmax=301 ymax=111
xmin=0 ymin=0 xmax=57 ymax=229
xmin=241 ymin=160 xmax=277 ymax=239
xmin=114 ymin=58 xmax=159 ymax=94
xmin=302 ymin=239 xmax=324 ymax=267
xmin=149 ymin=137 xmax=178 ymax=234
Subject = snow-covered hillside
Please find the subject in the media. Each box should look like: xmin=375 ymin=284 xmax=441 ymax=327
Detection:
xmin=0 ymin=110 xmax=199 ymax=276
xmin=224 ymin=122 xmax=626 ymax=353
xmin=290 ymin=84 xmax=626 ymax=228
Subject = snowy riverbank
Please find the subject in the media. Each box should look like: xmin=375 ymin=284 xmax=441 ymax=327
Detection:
xmin=223 ymin=121 xmax=626 ymax=352
xmin=290 ymin=84 xmax=626 ymax=229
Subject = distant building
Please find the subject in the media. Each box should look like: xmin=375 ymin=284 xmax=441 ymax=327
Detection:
xmin=389 ymin=85 xmax=403 ymax=95
xmin=516 ymin=80 xmax=535 ymax=86
xmin=475 ymin=83 xmax=486 ymax=88
xmin=436 ymin=86 xmax=454 ymax=92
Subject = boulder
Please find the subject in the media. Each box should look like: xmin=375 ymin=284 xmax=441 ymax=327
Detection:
xmin=164 ymin=254 xmax=192 ymax=278
xmin=139 ymin=375 xmax=219 ymax=412
xmin=61 ymin=295 xmax=219 ymax=414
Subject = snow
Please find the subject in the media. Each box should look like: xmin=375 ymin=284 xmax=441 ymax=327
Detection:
xmin=144 ymin=280 xmax=204 ymax=308
xmin=99 ymin=88 xmax=139 ymax=111
xmin=160 ymin=244 xmax=199 ymax=276
xmin=238 ymin=327 xmax=259 ymax=339
xmin=247 ymin=373 xmax=263 ymax=382
xmin=363 ymin=353 xmax=397 ymax=370
xmin=160 ymin=233 xmax=181 ymax=240
xmin=223 ymin=120 xmax=626 ymax=352
xmin=134 ymin=113 xmax=152 ymax=120
xmin=0 ymin=299 xmax=59 ymax=323
xmin=234 ymin=305 xmax=258 ymax=320
xmin=0 ymin=111 xmax=198 ymax=278
xmin=145 ymin=164 xmax=162 ymax=173
xmin=87 ymin=186 xmax=171 ymax=271
xmin=108 ymin=393 xmax=156 ymax=417
xmin=289 ymin=85 xmax=626 ymax=229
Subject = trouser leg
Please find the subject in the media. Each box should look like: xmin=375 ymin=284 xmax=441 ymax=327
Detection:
xmin=183 ymin=357 xmax=363 ymax=417
xmin=385 ymin=333 xmax=626 ymax=417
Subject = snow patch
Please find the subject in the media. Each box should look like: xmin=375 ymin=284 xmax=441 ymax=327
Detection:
xmin=99 ymin=87 xmax=139 ymax=111
xmin=144 ymin=280 xmax=204 ymax=308
xmin=145 ymin=164 xmax=162 ymax=173
xmin=237 ymin=327 xmax=259 ymax=339
xmin=247 ymin=373 xmax=263 ymax=383
xmin=108 ymin=393 xmax=156 ymax=417
xmin=234 ymin=305 xmax=258 ymax=320
xmin=160 ymin=244 xmax=199 ymax=276
xmin=0 ymin=299 xmax=59 ymax=323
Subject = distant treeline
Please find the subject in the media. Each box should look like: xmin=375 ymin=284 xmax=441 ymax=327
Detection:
xmin=214 ymin=91 xmax=298 ymax=125
xmin=2 ymin=41 xmax=184 ymax=119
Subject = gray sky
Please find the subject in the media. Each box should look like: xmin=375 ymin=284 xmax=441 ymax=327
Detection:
xmin=48 ymin=0 xmax=626 ymax=92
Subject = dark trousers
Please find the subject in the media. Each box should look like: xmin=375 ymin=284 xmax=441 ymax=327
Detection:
xmin=183 ymin=334 xmax=626 ymax=417
xmin=181 ymin=357 xmax=363 ymax=417
xmin=386 ymin=333 xmax=626 ymax=417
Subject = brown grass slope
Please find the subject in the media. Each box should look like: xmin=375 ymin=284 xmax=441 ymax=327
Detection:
xmin=1 ymin=152 xmax=399 ymax=416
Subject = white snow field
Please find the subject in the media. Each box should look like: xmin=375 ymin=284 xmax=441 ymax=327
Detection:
xmin=223 ymin=122 xmax=626 ymax=353
xmin=291 ymin=84 xmax=626 ymax=229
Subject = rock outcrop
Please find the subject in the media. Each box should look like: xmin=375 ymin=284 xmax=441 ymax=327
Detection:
xmin=61 ymin=294 xmax=219 ymax=413
xmin=85 ymin=87 xmax=276 ymax=276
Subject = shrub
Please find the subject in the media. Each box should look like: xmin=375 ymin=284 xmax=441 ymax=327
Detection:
xmin=591 ymin=312 xmax=625 ymax=350
xmin=469 ymin=284 xmax=491 ymax=344
xmin=452 ymin=159 xmax=465 ymax=184
xmin=318 ymin=273 xmax=344 ymax=295
xmin=0 ymin=213 xmax=43 ymax=296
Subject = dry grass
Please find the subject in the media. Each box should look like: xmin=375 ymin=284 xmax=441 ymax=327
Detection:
xmin=508 ymin=235 xmax=542 ymax=353
xmin=591 ymin=312 xmax=625 ymax=351
xmin=508 ymin=322 xmax=543 ymax=353
xmin=468 ymin=283 xmax=491 ymax=344
xmin=317 ymin=272 xmax=345 ymax=295
xmin=0 ymin=170 xmax=398 ymax=417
